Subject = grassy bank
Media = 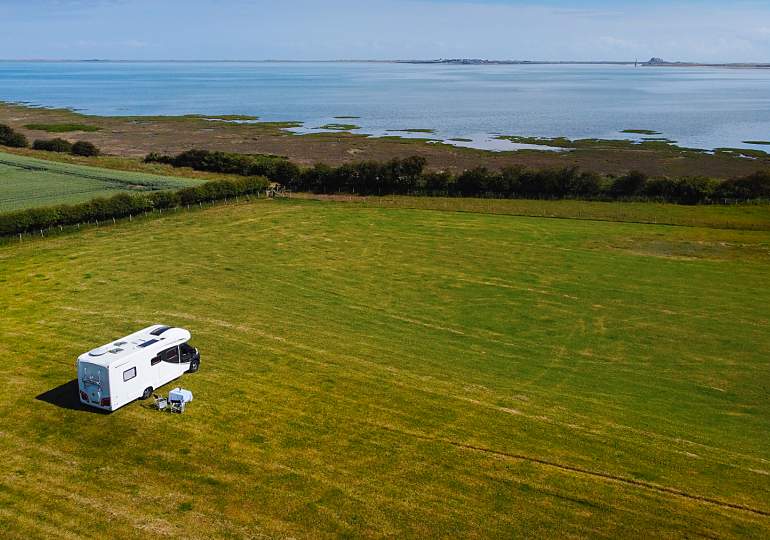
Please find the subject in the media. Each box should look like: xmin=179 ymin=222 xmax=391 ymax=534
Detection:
xmin=1 ymin=199 xmax=769 ymax=537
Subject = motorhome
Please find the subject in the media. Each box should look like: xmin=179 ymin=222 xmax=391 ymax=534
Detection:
xmin=77 ymin=325 xmax=200 ymax=412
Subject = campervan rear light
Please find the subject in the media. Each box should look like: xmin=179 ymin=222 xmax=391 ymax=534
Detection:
xmin=100 ymin=397 xmax=111 ymax=407
xmin=79 ymin=390 xmax=88 ymax=401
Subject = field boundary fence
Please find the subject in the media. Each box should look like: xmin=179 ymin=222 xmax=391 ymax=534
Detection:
xmin=0 ymin=191 xmax=273 ymax=246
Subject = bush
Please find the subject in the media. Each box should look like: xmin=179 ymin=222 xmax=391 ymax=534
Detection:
xmin=644 ymin=177 xmax=716 ymax=204
xmin=570 ymin=171 xmax=603 ymax=197
xmin=144 ymin=152 xmax=174 ymax=165
xmin=33 ymin=138 xmax=73 ymax=153
xmin=715 ymin=171 xmax=770 ymax=200
xmin=610 ymin=170 xmax=648 ymax=197
xmin=422 ymin=171 xmax=452 ymax=193
xmin=456 ymin=167 xmax=492 ymax=196
xmin=71 ymin=141 xmax=100 ymax=157
xmin=0 ymin=124 xmax=28 ymax=148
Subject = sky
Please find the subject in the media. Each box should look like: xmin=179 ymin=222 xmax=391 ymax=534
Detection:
xmin=1 ymin=0 xmax=769 ymax=62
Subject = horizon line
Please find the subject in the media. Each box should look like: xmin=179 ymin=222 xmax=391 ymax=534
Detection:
xmin=1 ymin=58 xmax=769 ymax=66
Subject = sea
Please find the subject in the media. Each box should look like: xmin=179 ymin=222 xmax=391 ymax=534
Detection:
xmin=1 ymin=61 xmax=769 ymax=152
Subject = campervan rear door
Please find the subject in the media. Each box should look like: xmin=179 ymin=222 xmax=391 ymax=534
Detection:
xmin=78 ymin=361 xmax=109 ymax=406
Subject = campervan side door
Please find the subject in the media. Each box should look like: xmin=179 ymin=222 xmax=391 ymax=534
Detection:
xmin=156 ymin=345 xmax=183 ymax=387
xmin=149 ymin=351 xmax=162 ymax=390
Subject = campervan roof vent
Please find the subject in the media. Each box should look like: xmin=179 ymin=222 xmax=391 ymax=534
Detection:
xmin=89 ymin=346 xmax=110 ymax=357
xmin=150 ymin=326 xmax=172 ymax=336
xmin=139 ymin=339 xmax=159 ymax=348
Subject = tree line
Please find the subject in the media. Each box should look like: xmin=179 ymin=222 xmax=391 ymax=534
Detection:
xmin=150 ymin=149 xmax=770 ymax=204
xmin=145 ymin=149 xmax=299 ymax=185
xmin=1 ymin=124 xmax=101 ymax=156
xmin=0 ymin=176 xmax=268 ymax=236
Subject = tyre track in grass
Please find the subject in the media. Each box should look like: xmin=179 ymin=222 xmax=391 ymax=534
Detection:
xmin=50 ymin=305 xmax=770 ymax=472
xmin=376 ymin=425 xmax=770 ymax=518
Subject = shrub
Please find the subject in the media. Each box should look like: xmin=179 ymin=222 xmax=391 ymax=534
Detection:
xmin=456 ymin=167 xmax=492 ymax=196
xmin=144 ymin=152 xmax=174 ymax=165
xmin=422 ymin=171 xmax=452 ymax=193
xmin=571 ymin=171 xmax=603 ymax=197
xmin=270 ymin=160 xmax=301 ymax=185
xmin=715 ymin=171 xmax=770 ymax=200
xmin=71 ymin=141 xmax=100 ymax=157
xmin=0 ymin=124 xmax=28 ymax=148
xmin=610 ymin=170 xmax=648 ymax=197
xmin=33 ymin=138 xmax=73 ymax=153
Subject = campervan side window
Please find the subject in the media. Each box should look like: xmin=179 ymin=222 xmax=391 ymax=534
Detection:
xmin=163 ymin=346 xmax=180 ymax=364
xmin=123 ymin=367 xmax=137 ymax=382
xmin=151 ymin=355 xmax=161 ymax=366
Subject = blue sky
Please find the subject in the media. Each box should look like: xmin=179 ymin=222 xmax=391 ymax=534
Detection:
xmin=1 ymin=0 xmax=769 ymax=61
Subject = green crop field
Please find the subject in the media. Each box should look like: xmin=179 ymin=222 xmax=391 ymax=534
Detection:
xmin=0 ymin=151 xmax=199 ymax=212
xmin=1 ymin=199 xmax=769 ymax=538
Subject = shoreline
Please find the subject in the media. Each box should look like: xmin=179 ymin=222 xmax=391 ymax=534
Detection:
xmin=3 ymin=99 xmax=768 ymax=157
xmin=1 ymin=101 xmax=768 ymax=180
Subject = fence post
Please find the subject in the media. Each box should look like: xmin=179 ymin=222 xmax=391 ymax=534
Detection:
xmin=18 ymin=233 xmax=22 ymax=243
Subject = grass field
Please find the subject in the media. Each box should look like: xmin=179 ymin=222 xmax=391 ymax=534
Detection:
xmin=291 ymin=194 xmax=770 ymax=231
xmin=1 ymin=199 xmax=769 ymax=538
xmin=0 ymin=151 xmax=199 ymax=211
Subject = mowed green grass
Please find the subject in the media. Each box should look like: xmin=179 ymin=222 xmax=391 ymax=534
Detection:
xmin=1 ymin=199 xmax=769 ymax=538
xmin=294 ymin=194 xmax=770 ymax=231
xmin=0 ymin=151 xmax=198 ymax=211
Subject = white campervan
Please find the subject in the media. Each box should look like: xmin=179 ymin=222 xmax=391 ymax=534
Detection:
xmin=77 ymin=325 xmax=200 ymax=412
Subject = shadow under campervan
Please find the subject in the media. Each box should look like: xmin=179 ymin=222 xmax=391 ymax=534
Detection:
xmin=77 ymin=325 xmax=200 ymax=412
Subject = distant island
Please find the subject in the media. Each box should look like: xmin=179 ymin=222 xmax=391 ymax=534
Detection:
xmin=3 ymin=57 xmax=769 ymax=68
xmin=397 ymin=57 xmax=770 ymax=68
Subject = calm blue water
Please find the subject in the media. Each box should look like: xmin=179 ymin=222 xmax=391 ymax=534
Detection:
xmin=1 ymin=61 xmax=770 ymax=151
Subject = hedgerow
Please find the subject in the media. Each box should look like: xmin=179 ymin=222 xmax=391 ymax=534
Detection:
xmin=0 ymin=176 xmax=268 ymax=236
xmin=148 ymin=149 xmax=770 ymax=204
